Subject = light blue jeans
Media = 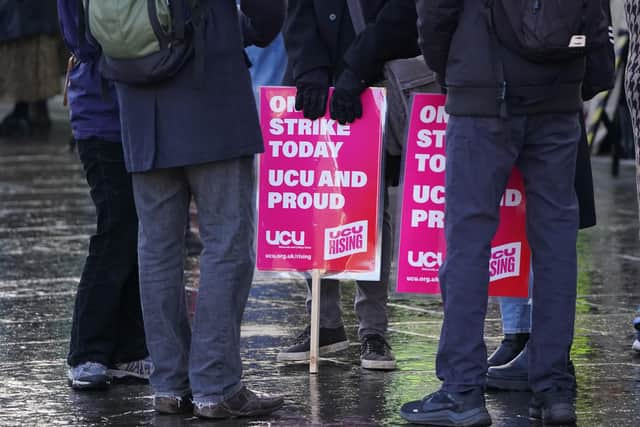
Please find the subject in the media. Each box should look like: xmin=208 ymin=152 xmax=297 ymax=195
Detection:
xmin=499 ymin=267 xmax=534 ymax=334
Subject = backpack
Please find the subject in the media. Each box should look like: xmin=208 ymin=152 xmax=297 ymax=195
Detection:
xmin=488 ymin=0 xmax=589 ymax=63
xmin=78 ymin=0 xmax=204 ymax=85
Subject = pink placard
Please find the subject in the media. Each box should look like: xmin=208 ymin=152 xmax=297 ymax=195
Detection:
xmin=257 ymin=86 xmax=385 ymax=280
xmin=396 ymin=94 xmax=530 ymax=297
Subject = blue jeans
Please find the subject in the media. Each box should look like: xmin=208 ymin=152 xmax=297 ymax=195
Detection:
xmin=499 ymin=269 xmax=534 ymax=334
xmin=132 ymin=157 xmax=255 ymax=404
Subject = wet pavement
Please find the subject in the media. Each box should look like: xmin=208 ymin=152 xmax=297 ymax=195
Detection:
xmin=1 ymin=105 xmax=640 ymax=426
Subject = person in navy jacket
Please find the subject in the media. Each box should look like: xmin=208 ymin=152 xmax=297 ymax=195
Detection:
xmin=111 ymin=0 xmax=286 ymax=419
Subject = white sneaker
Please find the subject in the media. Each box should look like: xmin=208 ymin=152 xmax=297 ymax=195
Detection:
xmin=633 ymin=339 xmax=640 ymax=353
xmin=108 ymin=357 xmax=154 ymax=380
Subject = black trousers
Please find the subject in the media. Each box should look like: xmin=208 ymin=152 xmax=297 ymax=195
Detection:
xmin=67 ymin=138 xmax=148 ymax=367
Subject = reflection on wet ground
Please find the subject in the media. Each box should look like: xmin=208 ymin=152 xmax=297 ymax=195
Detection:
xmin=1 ymin=117 xmax=640 ymax=426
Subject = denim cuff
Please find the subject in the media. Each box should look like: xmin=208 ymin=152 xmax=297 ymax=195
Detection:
xmin=193 ymin=382 xmax=244 ymax=406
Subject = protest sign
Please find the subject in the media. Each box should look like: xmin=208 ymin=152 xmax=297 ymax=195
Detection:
xmin=396 ymin=94 xmax=530 ymax=297
xmin=257 ymin=86 xmax=385 ymax=280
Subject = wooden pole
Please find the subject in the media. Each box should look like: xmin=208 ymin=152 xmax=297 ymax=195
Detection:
xmin=309 ymin=269 xmax=322 ymax=374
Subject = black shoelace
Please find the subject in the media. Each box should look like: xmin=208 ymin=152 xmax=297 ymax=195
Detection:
xmin=293 ymin=326 xmax=311 ymax=344
xmin=361 ymin=335 xmax=391 ymax=356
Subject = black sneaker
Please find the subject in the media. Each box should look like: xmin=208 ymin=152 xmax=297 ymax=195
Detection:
xmin=193 ymin=386 xmax=284 ymax=419
xmin=529 ymin=389 xmax=576 ymax=425
xmin=400 ymin=388 xmax=491 ymax=426
xmin=487 ymin=333 xmax=529 ymax=367
xmin=277 ymin=325 xmax=349 ymax=362
xmin=154 ymin=394 xmax=193 ymax=415
xmin=360 ymin=334 xmax=396 ymax=370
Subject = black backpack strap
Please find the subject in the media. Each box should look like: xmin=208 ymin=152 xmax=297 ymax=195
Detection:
xmin=147 ymin=0 xmax=170 ymax=49
xmin=170 ymin=0 xmax=186 ymax=41
xmin=346 ymin=0 xmax=366 ymax=34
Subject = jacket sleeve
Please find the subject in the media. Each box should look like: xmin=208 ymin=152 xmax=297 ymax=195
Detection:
xmin=342 ymin=0 xmax=421 ymax=85
xmin=56 ymin=0 xmax=100 ymax=62
xmin=282 ymin=0 xmax=332 ymax=83
xmin=415 ymin=0 xmax=463 ymax=77
xmin=582 ymin=0 xmax=615 ymax=100
xmin=239 ymin=0 xmax=286 ymax=48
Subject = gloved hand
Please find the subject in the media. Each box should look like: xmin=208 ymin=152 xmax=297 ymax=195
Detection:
xmin=295 ymin=69 xmax=330 ymax=120
xmin=330 ymin=68 xmax=367 ymax=124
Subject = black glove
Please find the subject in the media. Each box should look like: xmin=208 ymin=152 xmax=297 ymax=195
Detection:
xmin=295 ymin=69 xmax=330 ymax=120
xmin=330 ymin=68 xmax=367 ymax=124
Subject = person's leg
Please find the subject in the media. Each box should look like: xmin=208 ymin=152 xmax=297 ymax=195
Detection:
xmin=277 ymin=278 xmax=348 ymax=361
xmin=499 ymin=269 xmax=533 ymax=335
xmin=186 ymin=157 xmax=255 ymax=403
xmin=355 ymin=186 xmax=391 ymax=340
xmin=306 ymin=279 xmax=344 ymax=330
xmin=67 ymin=139 xmax=146 ymax=389
xmin=354 ymin=186 xmax=395 ymax=370
xmin=186 ymin=157 xmax=283 ymax=417
xmin=133 ymin=168 xmax=192 ymax=401
xmin=108 ymin=265 xmax=151 ymax=380
xmin=436 ymin=116 xmax=521 ymax=393
xmin=517 ymin=114 xmax=580 ymax=395
xmin=489 ymin=270 xmax=533 ymax=367
xmin=401 ymin=115 xmax=522 ymax=426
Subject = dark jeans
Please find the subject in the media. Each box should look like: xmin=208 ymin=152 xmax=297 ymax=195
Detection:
xmin=436 ymin=114 xmax=580 ymax=394
xmin=67 ymin=138 xmax=148 ymax=367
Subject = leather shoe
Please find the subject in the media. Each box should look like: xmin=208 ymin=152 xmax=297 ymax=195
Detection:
xmin=193 ymin=386 xmax=284 ymax=419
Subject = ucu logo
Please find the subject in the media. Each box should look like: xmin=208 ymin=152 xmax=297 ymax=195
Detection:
xmin=408 ymin=251 xmax=443 ymax=268
xmin=328 ymin=224 xmax=364 ymax=239
xmin=266 ymin=230 xmax=305 ymax=246
xmin=489 ymin=242 xmax=521 ymax=281
xmin=324 ymin=220 xmax=368 ymax=261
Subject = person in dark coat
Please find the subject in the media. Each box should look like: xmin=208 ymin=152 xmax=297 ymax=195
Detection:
xmin=0 ymin=0 xmax=62 ymax=136
xmin=57 ymin=0 xmax=151 ymax=391
xmin=280 ymin=0 xmax=420 ymax=371
xmin=113 ymin=0 xmax=286 ymax=419
xmin=400 ymin=1 xmax=613 ymax=426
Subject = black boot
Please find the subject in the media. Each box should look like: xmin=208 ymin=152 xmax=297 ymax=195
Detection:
xmin=529 ymin=389 xmax=576 ymax=425
xmin=487 ymin=346 xmax=577 ymax=392
xmin=487 ymin=333 xmax=529 ymax=367
xmin=487 ymin=345 xmax=530 ymax=391
xmin=29 ymin=100 xmax=52 ymax=132
xmin=0 ymin=102 xmax=31 ymax=138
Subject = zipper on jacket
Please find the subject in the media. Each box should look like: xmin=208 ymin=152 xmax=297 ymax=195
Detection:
xmin=533 ymin=0 xmax=541 ymax=14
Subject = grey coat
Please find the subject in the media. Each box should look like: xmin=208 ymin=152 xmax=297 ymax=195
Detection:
xmin=116 ymin=0 xmax=284 ymax=173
